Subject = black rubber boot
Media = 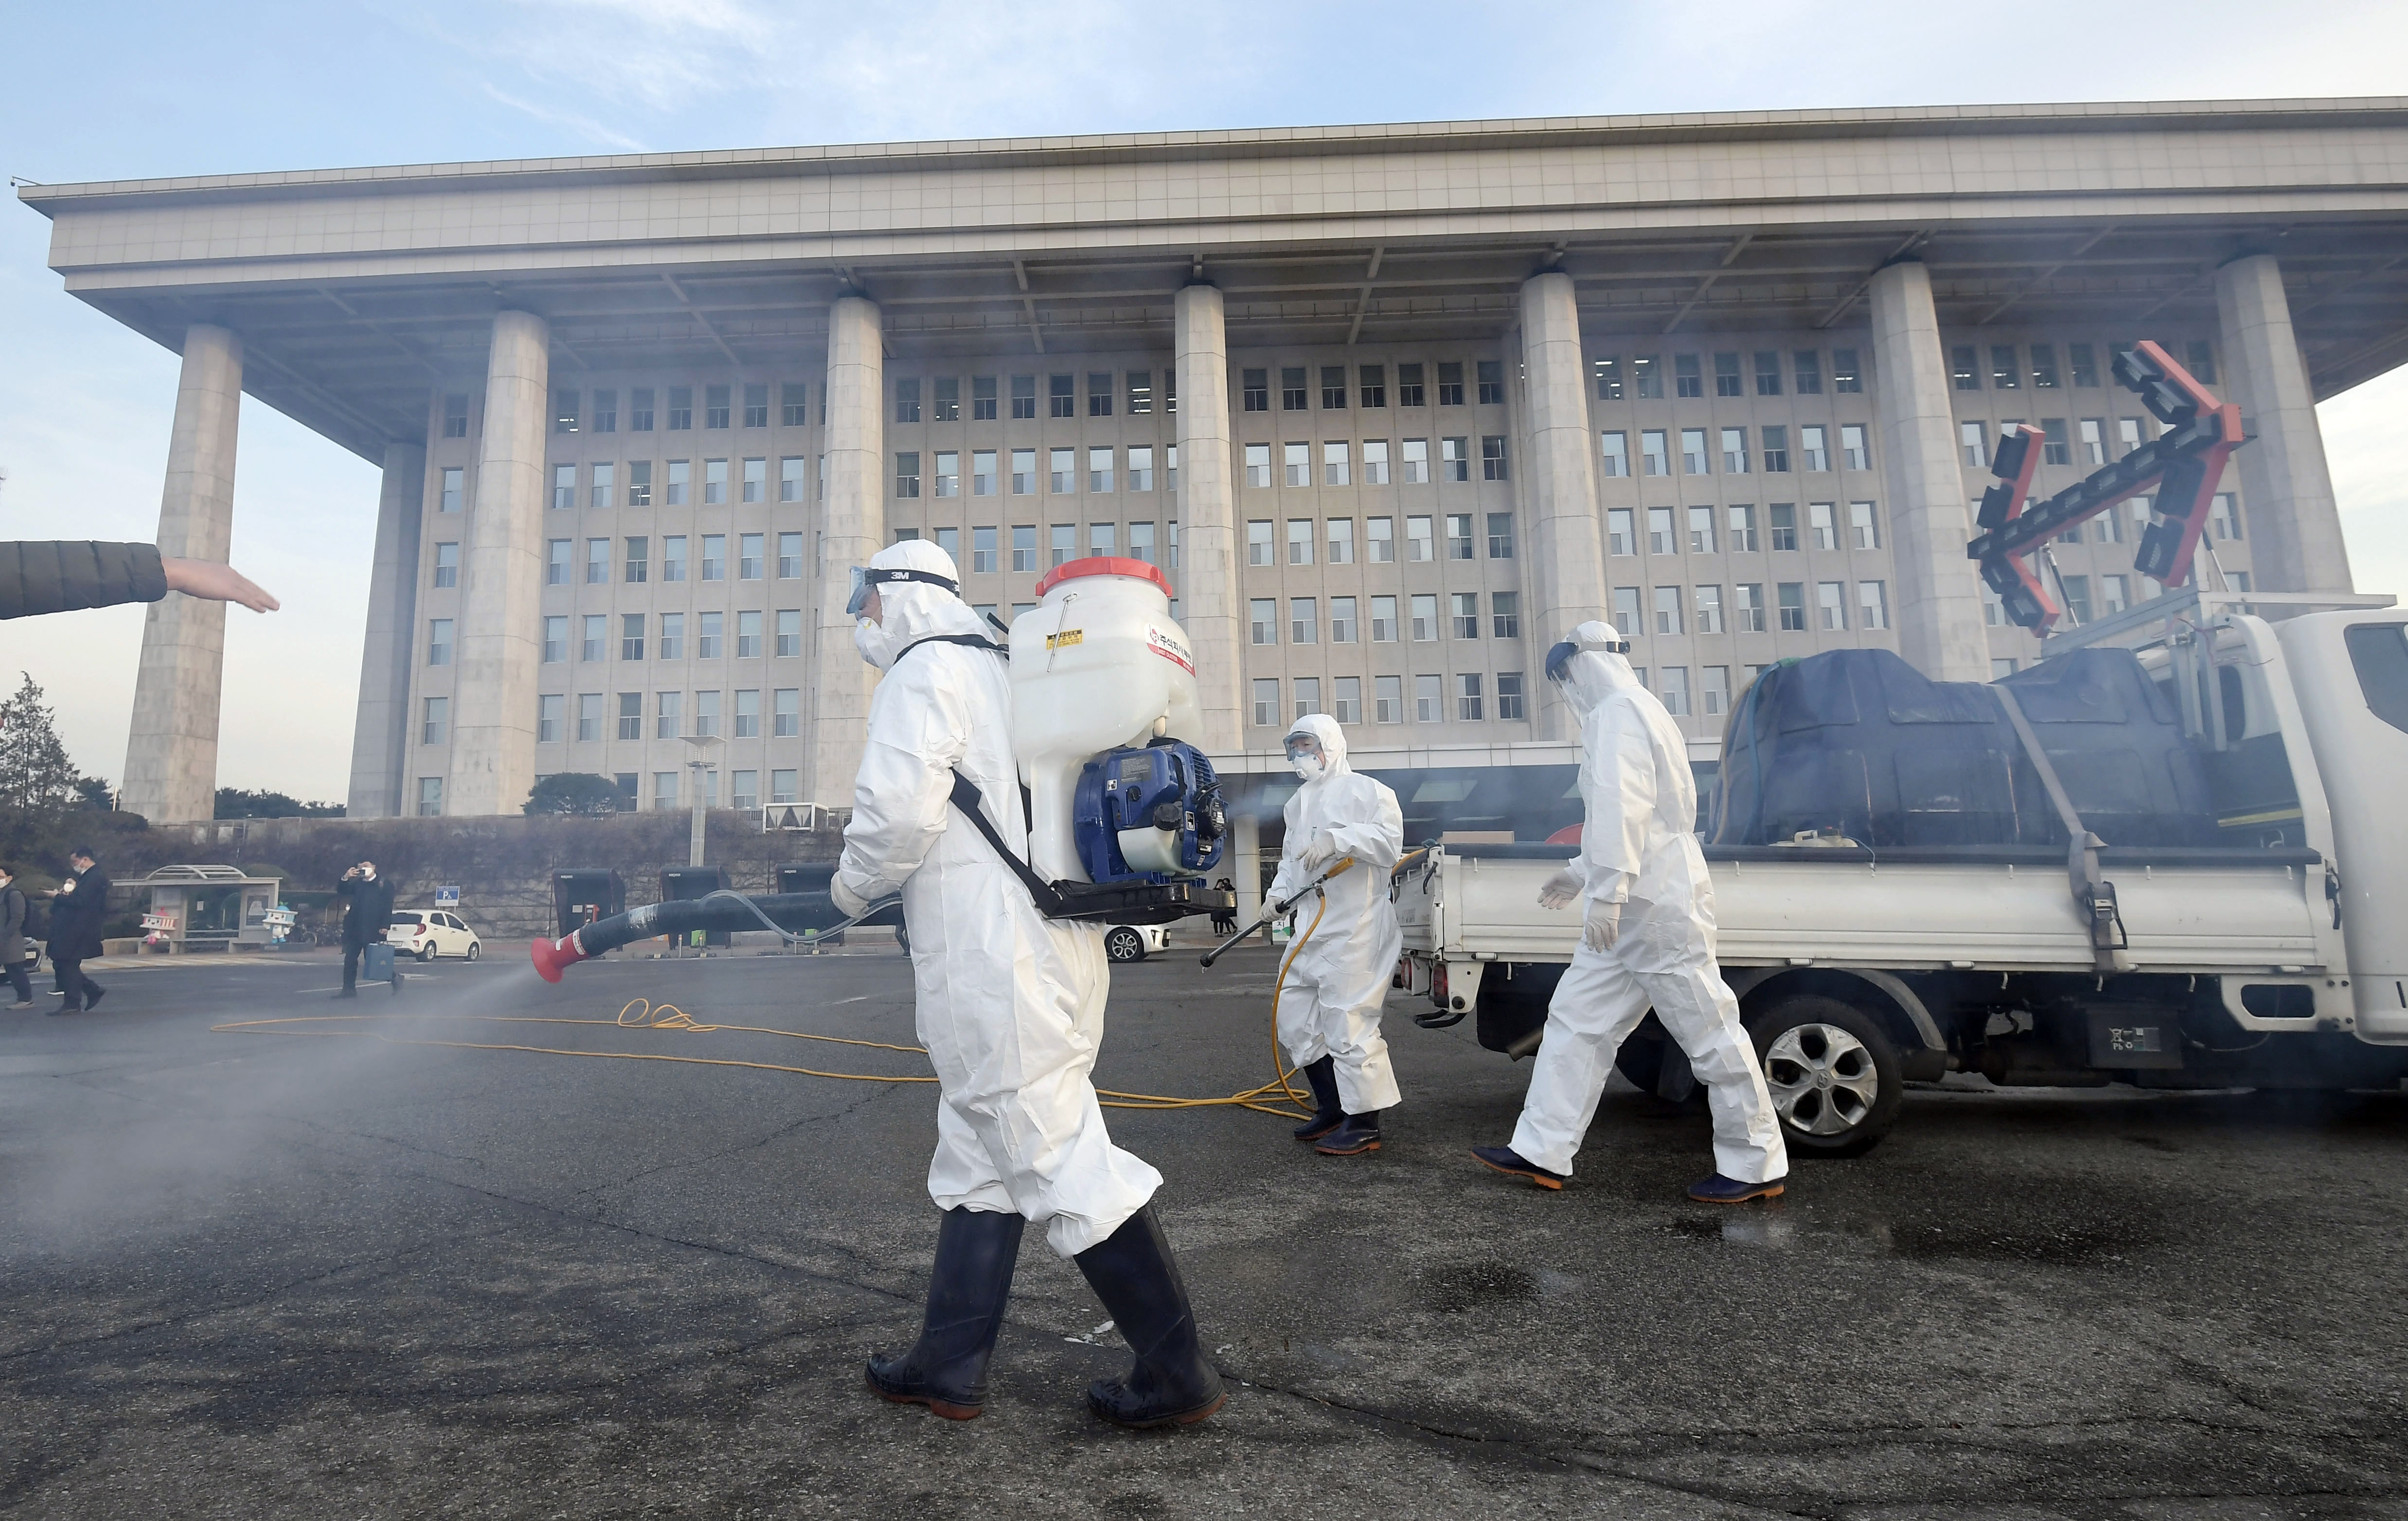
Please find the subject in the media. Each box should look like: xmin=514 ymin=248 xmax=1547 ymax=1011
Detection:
xmin=1290 ymin=1056 xmax=1343 ymax=1141
xmin=1314 ymin=1109 xmax=1383 ymax=1157
xmin=866 ymin=1207 xmax=1026 ymax=1419
xmin=1072 ymin=1205 xmax=1227 ymax=1429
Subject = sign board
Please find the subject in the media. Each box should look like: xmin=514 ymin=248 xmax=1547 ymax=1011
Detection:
xmin=435 ymin=885 xmax=462 ymax=908
xmin=761 ymin=804 xmax=819 ymax=833
xmin=141 ymin=913 xmax=180 ymax=932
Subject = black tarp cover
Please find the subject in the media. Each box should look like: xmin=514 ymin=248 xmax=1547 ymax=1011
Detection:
xmin=1710 ymin=647 xmax=2218 ymax=848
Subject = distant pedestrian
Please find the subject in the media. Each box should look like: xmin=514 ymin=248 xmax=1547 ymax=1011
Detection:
xmin=0 ymin=864 xmax=34 ymax=1009
xmin=47 ymin=846 xmax=111 ymax=1015
xmin=1210 ymin=878 xmax=1237 ymax=937
xmin=333 ymin=861 xmax=395 ymax=998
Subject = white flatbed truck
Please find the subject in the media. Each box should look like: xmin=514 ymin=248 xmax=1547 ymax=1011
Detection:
xmin=1393 ymin=600 xmax=2408 ymax=1156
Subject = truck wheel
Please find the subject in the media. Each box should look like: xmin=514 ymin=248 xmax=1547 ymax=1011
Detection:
xmin=1746 ymin=997 xmax=1902 ymax=1159
xmin=1105 ymin=927 xmax=1147 ymax=963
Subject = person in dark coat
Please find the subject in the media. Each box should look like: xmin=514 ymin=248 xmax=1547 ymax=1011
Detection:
xmin=334 ymin=860 xmax=397 ymax=997
xmin=0 ymin=540 xmax=278 ymax=620
xmin=0 ymin=863 xmax=33 ymax=1009
xmin=47 ymin=846 xmax=111 ymax=1014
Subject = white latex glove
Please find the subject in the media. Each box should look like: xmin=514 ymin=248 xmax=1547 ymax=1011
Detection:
xmin=1581 ymin=896 xmax=1622 ymax=954
xmin=1298 ymin=835 xmax=1340 ymax=874
xmin=1537 ymin=867 xmax=1582 ymax=910
xmin=830 ymin=876 xmax=871 ymax=920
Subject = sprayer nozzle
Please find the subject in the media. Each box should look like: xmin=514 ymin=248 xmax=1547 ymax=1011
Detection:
xmin=529 ymin=934 xmax=588 ymax=984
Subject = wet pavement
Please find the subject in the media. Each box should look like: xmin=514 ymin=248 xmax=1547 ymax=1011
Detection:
xmin=5 ymin=944 xmax=2408 ymax=1518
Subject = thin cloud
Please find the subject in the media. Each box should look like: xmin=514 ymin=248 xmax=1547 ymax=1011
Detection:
xmin=479 ymin=83 xmax=650 ymax=153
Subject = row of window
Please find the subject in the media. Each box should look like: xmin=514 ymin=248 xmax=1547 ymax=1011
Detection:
xmin=1243 ymin=661 xmax=1765 ymax=727
xmin=424 ymin=611 xmax=805 ymax=667
xmin=407 ymin=770 xmax=798 ymax=817
xmin=1599 ymin=424 xmax=1869 ymax=478
xmin=421 ymin=689 xmax=811 ymax=747
xmin=1590 ymin=349 xmax=1865 ymax=402
xmin=1962 ymin=416 xmax=2156 ymax=469
xmin=1948 ymin=340 xmax=2214 ymax=394
xmin=1240 ymin=580 xmax=1889 ymax=647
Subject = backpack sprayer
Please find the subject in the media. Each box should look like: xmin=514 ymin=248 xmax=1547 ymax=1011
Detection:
xmin=534 ymin=558 xmax=1236 ymax=983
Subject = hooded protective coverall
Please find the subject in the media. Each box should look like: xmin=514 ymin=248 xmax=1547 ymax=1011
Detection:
xmin=1509 ymin=623 xmax=1789 ymax=1185
xmin=1265 ymin=714 xmax=1406 ymax=1116
xmin=835 ymin=540 xmax=1160 ymax=1258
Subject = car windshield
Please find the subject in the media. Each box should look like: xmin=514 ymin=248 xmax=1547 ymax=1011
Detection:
xmin=389 ymin=913 xmax=423 ymax=927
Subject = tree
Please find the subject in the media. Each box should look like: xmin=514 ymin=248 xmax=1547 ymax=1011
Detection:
xmin=525 ymin=773 xmax=621 ymax=817
xmin=73 ymin=776 xmax=113 ymax=811
xmin=214 ymin=788 xmax=345 ymax=819
xmin=0 ymin=673 xmax=83 ymax=813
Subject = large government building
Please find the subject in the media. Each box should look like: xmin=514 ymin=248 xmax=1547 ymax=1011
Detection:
xmin=23 ymin=100 xmax=2407 ymax=866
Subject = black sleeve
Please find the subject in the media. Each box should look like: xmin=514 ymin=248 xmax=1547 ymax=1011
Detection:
xmin=0 ymin=542 xmax=169 ymax=620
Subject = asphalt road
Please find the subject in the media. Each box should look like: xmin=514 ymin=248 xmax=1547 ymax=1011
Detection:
xmin=5 ymin=942 xmax=2408 ymax=1519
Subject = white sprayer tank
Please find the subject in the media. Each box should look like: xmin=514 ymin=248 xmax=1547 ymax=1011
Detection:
xmin=1011 ymin=557 xmax=1202 ymax=882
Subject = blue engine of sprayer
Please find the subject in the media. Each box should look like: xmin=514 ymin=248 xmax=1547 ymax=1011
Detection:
xmin=1072 ymin=740 xmax=1227 ymax=885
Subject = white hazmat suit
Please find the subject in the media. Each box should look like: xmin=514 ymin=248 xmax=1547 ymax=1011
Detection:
xmin=1266 ymin=714 xmax=1406 ymax=1117
xmin=835 ymin=539 xmax=1160 ymax=1258
xmin=1508 ymin=623 xmax=1789 ymax=1186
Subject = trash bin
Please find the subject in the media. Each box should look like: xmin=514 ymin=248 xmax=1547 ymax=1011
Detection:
xmin=553 ymin=869 xmax=625 ymax=941
xmin=660 ymin=866 xmax=731 ymax=948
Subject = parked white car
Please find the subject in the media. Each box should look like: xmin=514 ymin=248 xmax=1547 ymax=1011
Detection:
xmin=1102 ymin=923 xmax=1170 ymax=964
xmin=388 ymin=910 xmax=482 ymax=962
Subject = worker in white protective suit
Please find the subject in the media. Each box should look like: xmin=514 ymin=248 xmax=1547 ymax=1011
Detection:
xmin=1266 ymin=713 xmax=1405 ymax=1158
xmin=1470 ymin=621 xmax=1790 ymax=1203
xmin=832 ymin=539 xmax=1225 ymax=1429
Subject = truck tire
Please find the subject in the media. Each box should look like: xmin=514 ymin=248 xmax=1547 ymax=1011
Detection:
xmin=1746 ymin=996 xmax=1902 ymax=1159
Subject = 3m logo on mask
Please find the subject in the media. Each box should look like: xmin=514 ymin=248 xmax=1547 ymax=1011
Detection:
xmin=1145 ymin=626 xmax=1194 ymax=673
xmin=1047 ymin=628 xmax=1085 ymax=650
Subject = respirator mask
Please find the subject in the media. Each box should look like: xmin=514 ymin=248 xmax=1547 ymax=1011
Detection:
xmin=1284 ymin=734 xmax=1327 ymax=784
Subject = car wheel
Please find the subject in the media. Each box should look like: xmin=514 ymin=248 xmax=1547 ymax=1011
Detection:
xmin=465 ymin=941 xmax=481 ymax=962
xmin=415 ymin=945 xmax=435 ymax=963
xmin=1745 ymin=995 xmax=1903 ymax=1159
xmin=1105 ymin=926 xmax=1146 ymax=963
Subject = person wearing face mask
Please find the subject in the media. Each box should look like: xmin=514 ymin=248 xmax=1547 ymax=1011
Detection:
xmin=333 ymin=860 xmax=396 ymax=999
xmin=1265 ymin=713 xmax=1405 ymax=1158
xmin=832 ymin=539 xmax=1223 ymax=1430
xmin=1471 ymin=622 xmax=1789 ymax=1203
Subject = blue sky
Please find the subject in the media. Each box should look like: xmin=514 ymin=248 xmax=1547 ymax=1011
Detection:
xmin=4 ymin=0 xmax=2404 ymax=801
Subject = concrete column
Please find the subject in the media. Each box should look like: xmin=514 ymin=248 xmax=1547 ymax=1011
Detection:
xmin=1518 ymin=272 xmax=1608 ymax=737
xmin=1866 ymin=259 xmax=1992 ymax=683
xmin=122 ymin=324 xmax=243 ymax=824
xmin=1174 ymin=284 xmax=1245 ymax=757
xmin=445 ymin=310 xmax=550 ymax=816
xmin=345 ymin=440 xmax=427 ymax=820
xmin=811 ymin=295 xmax=884 ymax=807
xmin=2214 ymin=254 xmax=2353 ymax=595
xmin=1231 ymin=812 xmax=1263 ymax=935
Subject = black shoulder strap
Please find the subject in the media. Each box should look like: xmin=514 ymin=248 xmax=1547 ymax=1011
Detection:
xmin=896 ymin=632 xmax=1007 ymax=665
xmin=946 ymin=772 xmax=1067 ymax=916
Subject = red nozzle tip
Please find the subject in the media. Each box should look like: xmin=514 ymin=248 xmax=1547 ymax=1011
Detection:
xmin=530 ymin=935 xmax=586 ymax=984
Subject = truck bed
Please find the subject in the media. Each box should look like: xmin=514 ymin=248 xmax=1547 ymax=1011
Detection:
xmin=1397 ymin=842 xmax=2331 ymax=976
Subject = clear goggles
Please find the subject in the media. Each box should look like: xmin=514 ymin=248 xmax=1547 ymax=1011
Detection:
xmin=846 ymin=565 xmax=959 ymax=617
xmin=1283 ymin=733 xmax=1325 ymax=765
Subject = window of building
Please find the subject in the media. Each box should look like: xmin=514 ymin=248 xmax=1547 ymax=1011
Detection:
xmin=964 ymin=524 xmax=997 ymax=575
xmin=1725 ymin=504 xmax=1757 ymax=553
xmin=2061 ymin=574 xmax=2093 ymax=624
xmin=1079 ymin=371 xmax=1109 ymax=419
xmin=698 ymin=384 xmax=727 ymax=430
xmin=1480 ymin=435 xmax=1509 ymax=481
xmin=415 ymin=777 xmax=443 ymax=816
xmin=1242 ymin=444 xmax=1271 ymax=489
xmin=433 ymin=540 xmax=462 ymax=589
xmin=1856 ymin=580 xmax=1889 ymax=630
xmin=1631 ymin=353 xmax=1662 ymax=398
xmin=1659 ymin=666 xmax=1691 ymax=716
xmin=1735 ymin=583 xmax=1766 ymax=632
xmin=1350 ymin=362 xmax=1384 ymax=409
xmin=1450 ymin=591 xmax=1480 ymax=639
xmin=1849 ymin=501 xmax=1879 ymax=550
xmin=1238 ymin=367 xmax=1268 ymax=413
xmin=1401 ymin=438 xmax=1429 ymax=483
xmin=652 ymin=690 xmax=683 ymax=741
xmin=2033 ymin=420 xmax=2069 ymax=467
xmin=1777 ymin=582 xmax=1806 ymax=631
xmin=1817 ymin=581 xmax=1847 ymax=630
xmin=1713 ymin=352 xmax=1743 ymax=398
xmin=1410 ymin=593 xmax=1439 ymax=642
xmin=892 ymin=377 xmax=922 ymax=425
xmin=1648 ymin=506 xmax=1676 ymax=556
xmin=1324 ymin=517 xmax=1355 ymax=564
xmin=1359 ymin=439 xmax=1390 ymax=486
xmin=1037 ymin=373 xmax=1068 ymax=419
xmin=1793 ymin=425 xmax=1825 ymax=474
xmin=1653 ymin=585 xmax=1682 ymax=635
xmin=1396 ymin=363 xmax=1425 ymax=408
xmin=552 ymin=463 xmax=575 ymax=511
xmin=1373 ymin=675 xmax=1404 ymax=723
xmin=696 ymin=458 xmax=724 ymax=505
xmin=1767 ymin=503 xmax=1798 ymax=552
xmin=660 ymin=535 xmax=687 ymax=583
xmin=2185 ymin=340 xmax=2218 ymax=385
xmin=1079 ymin=446 xmax=1108 ymax=495
xmin=736 ymin=382 xmax=765 ymax=429
xmin=535 ymin=693 xmax=566 ymax=743
xmin=1329 ymin=595 xmax=1357 ymax=644
xmin=1437 ymin=361 xmax=1465 ymax=407
xmin=443 ymin=393 xmax=470 ymax=438
xmin=1370 ymin=595 xmax=1397 ymax=643
xmin=1252 ymin=679 xmax=1280 ymax=727
xmin=2069 ymin=344 xmax=2101 ymax=388
xmin=1641 ymin=429 xmax=1669 ymax=477
xmin=1607 ymin=507 xmax=1635 ymax=556
xmin=1589 ymin=355 xmax=1624 ymax=401
xmin=575 ymin=693 xmax=603 ymax=743
xmin=421 ymin=695 xmax=448 ymax=745
xmin=1436 ymin=513 xmax=1467 ymax=560
xmin=1367 ymin=517 xmax=1395 ymax=563
xmin=1488 ymin=589 xmax=1520 ymax=640
xmin=1281 ymin=442 xmax=1308 ymax=488
xmin=439 ymin=466 xmax=464 ymax=513
xmin=1840 ymin=425 xmax=1870 ymax=471
xmin=1786 ymin=349 xmax=1820 ymax=394
xmin=692 ymin=689 xmax=720 ymax=737
xmin=1598 ymin=430 xmax=1629 ymax=478
xmin=1804 ymin=502 xmax=1835 ymax=551
xmin=1478 ymin=511 xmax=1512 ymax=560
xmin=1008 ymin=524 xmax=1037 ymax=574
xmin=1290 ymin=677 xmax=1320 ymax=721
xmin=1123 ymin=445 xmax=1152 ymax=495
xmin=1720 ymin=427 xmax=1749 ymax=475
xmin=658 ymin=612 xmax=685 ymax=661
xmin=1688 ymin=505 xmax=1716 ymax=555
xmin=664 ymin=459 xmax=689 ymax=505
xmin=1453 ymin=672 xmax=1483 ymax=721
xmin=1961 ymin=421 xmax=1987 ymax=468
xmin=621 ymin=534 xmax=650 ymax=583
xmin=2102 ymin=574 xmax=2130 ymax=616
xmin=1681 ymin=428 xmax=1709 ymax=475
xmin=1282 ymin=518 xmax=1312 ymax=567
xmin=630 ymin=387 xmax=657 ymax=432
xmin=704 ymin=534 xmax=731 ymax=581
xmin=1249 ymin=598 xmax=1277 ymax=645
xmin=1322 ymin=440 xmax=1351 ymax=486
xmin=1290 ymin=597 xmax=1318 ymax=645
xmin=736 ymin=610 xmax=762 ymax=659
xmin=1675 ymin=353 xmax=1703 ymax=398
xmin=1473 ymin=360 xmax=1502 ymax=405
xmin=1986 ymin=344 xmax=2018 ymax=391
xmin=1312 ymin=365 xmax=1344 ymax=411
xmin=773 ymin=687 xmax=801 ymax=738
xmin=617 ymin=692 xmax=643 ymax=739
xmin=1281 ymin=367 xmax=1308 ymax=411
xmin=617 ymin=613 xmax=644 ymax=661
xmin=1244 ymin=519 xmax=1274 ymax=567
xmin=1415 ymin=674 xmax=1445 ymax=723
xmin=1614 ymin=586 xmax=1642 ymax=632
xmin=543 ymin=615 xmax=567 ymax=663
xmin=1050 ymin=524 xmax=1074 ymax=567
xmin=1407 ymin=515 xmax=1434 ymax=561
xmin=1831 ymin=349 xmax=1863 ymax=394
